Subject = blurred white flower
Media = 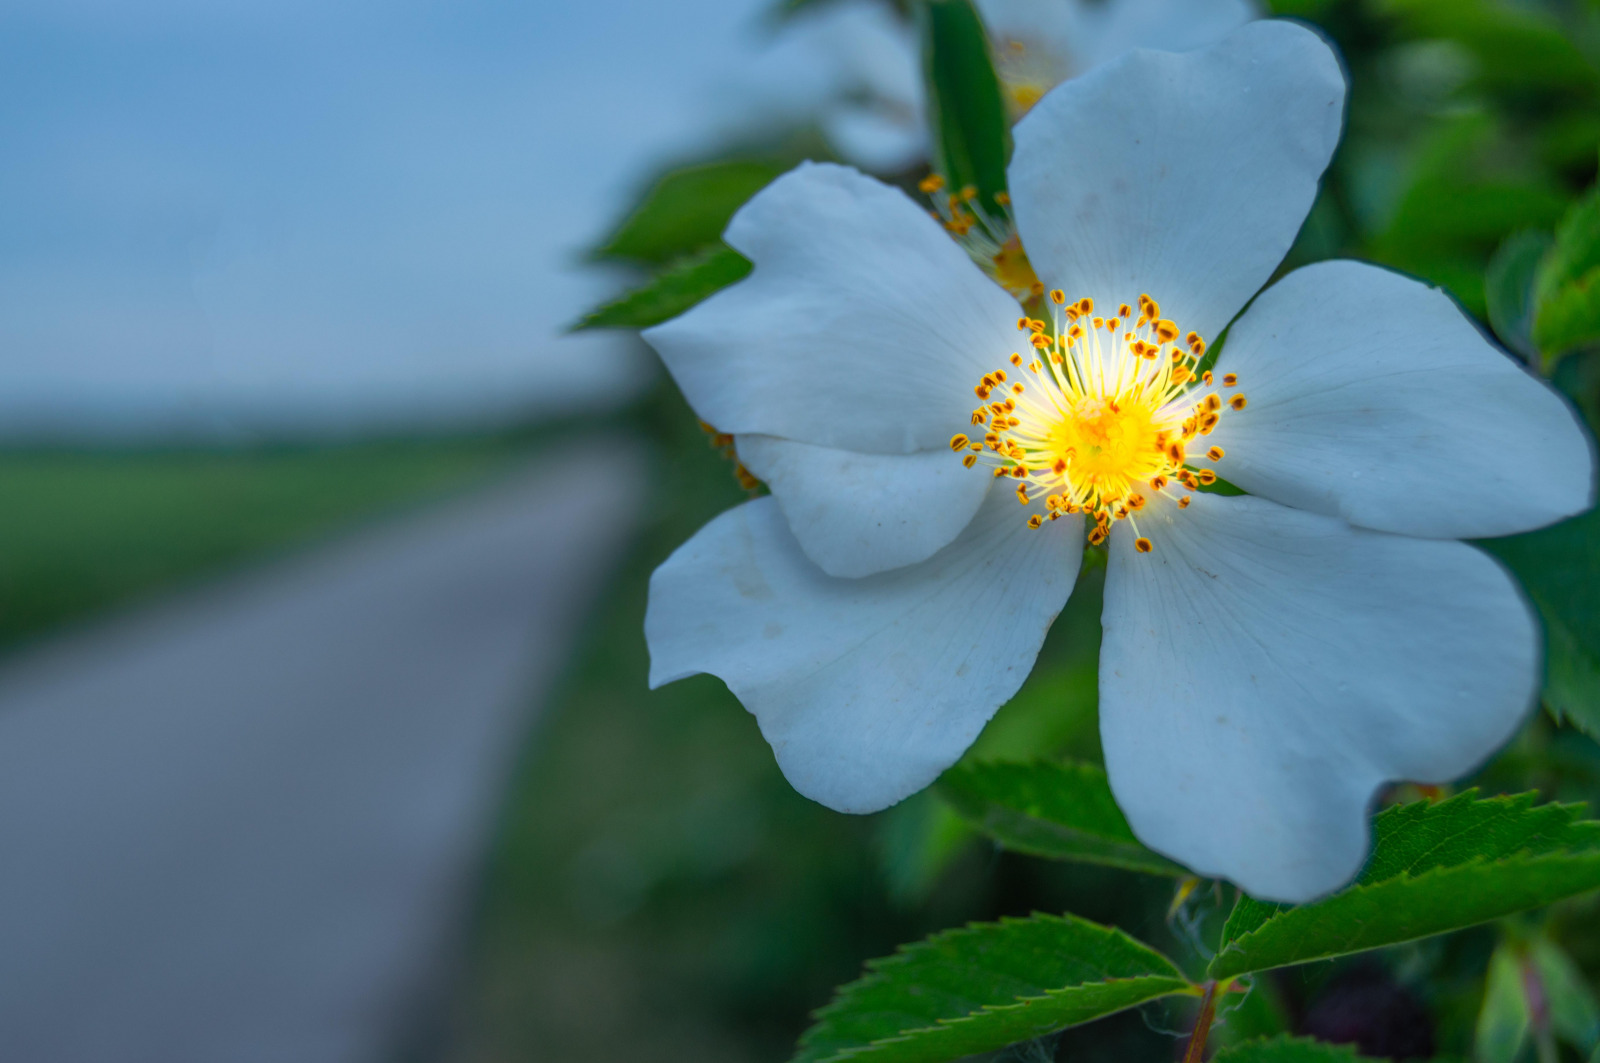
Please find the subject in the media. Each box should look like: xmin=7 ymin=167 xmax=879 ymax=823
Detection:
xmin=641 ymin=22 xmax=1594 ymax=903
xmin=980 ymin=0 xmax=1259 ymax=114
xmin=759 ymin=0 xmax=1258 ymax=171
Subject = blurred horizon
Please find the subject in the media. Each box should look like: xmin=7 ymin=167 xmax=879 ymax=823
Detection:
xmin=0 ymin=0 xmax=846 ymax=444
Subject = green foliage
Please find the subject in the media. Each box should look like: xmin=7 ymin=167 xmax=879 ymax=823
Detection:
xmin=591 ymin=159 xmax=786 ymax=265
xmin=936 ymin=761 xmax=1186 ymax=876
xmin=1486 ymin=230 xmax=1552 ymax=361
xmin=1485 ymin=509 xmax=1600 ymax=742
xmin=793 ymin=914 xmax=1192 ymax=1063
xmin=572 ymin=245 xmax=752 ymax=331
xmin=1533 ymin=183 xmax=1600 ymax=365
xmin=1532 ymin=935 xmax=1600 ymax=1054
xmin=1371 ymin=0 xmax=1600 ymax=98
xmin=1475 ymin=941 xmax=1531 ymax=1063
xmin=1209 ymin=793 xmax=1600 ymax=980
xmin=1211 ymin=1036 xmax=1373 ymax=1063
xmin=918 ymin=0 xmax=1009 ymax=209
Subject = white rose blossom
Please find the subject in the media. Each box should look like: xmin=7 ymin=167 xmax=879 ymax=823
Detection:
xmin=773 ymin=0 xmax=1257 ymax=172
xmin=641 ymin=21 xmax=1595 ymax=903
xmin=980 ymin=0 xmax=1260 ymax=115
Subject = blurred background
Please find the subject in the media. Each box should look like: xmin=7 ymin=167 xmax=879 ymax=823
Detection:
xmin=3 ymin=0 xmax=1600 ymax=1060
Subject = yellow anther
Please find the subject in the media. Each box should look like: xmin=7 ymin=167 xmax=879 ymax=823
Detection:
xmin=1202 ymin=371 xmax=1213 ymax=385
xmin=1230 ymin=394 xmax=1248 ymax=410
xmin=963 ymin=453 xmax=978 ymax=468
xmin=1199 ymin=412 xmax=1220 ymax=434
xmin=1027 ymin=514 xmax=1043 ymax=529
xmin=1135 ymin=537 xmax=1153 ymax=553
xmin=960 ymin=184 xmax=978 ymax=201
xmin=1088 ymin=526 xmax=1108 ymax=546
xmin=919 ymin=173 xmax=945 ymax=194
xmin=1197 ymin=469 xmax=1218 ymax=485
xmin=958 ymin=290 xmax=1223 ymax=530
xmin=994 ymin=190 xmax=1011 ymax=205
xmin=1222 ymin=373 xmax=1238 ymax=387
xmin=950 ymin=433 xmax=970 ymax=452
xmin=1206 ymin=446 xmax=1225 ymax=461
xmin=1178 ymin=495 xmax=1192 ymax=509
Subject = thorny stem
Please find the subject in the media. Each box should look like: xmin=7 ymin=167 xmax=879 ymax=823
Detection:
xmin=1182 ymin=981 xmax=1217 ymax=1063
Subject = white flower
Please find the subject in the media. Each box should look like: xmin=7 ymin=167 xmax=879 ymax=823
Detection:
xmin=979 ymin=0 xmax=1259 ymax=114
xmin=641 ymin=22 xmax=1595 ymax=903
xmin=766 ymin=0 xmax=1257 ymax=171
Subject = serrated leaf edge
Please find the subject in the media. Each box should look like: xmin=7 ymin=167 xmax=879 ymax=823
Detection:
xmin=1209 ymin=847 xmax=1600 ymax=980
xmin=798 ymin=912 xmax=1193 ymax=1063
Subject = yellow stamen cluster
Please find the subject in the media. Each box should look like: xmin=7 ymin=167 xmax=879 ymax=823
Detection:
xmin=952 ymin=293 xmax=1247 ymax=552
xmin=919 ymin=174 xmax=1042 ymax=300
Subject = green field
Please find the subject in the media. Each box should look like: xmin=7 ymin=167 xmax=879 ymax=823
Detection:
xmin=0 ymin=436 xmax=539 ymax=651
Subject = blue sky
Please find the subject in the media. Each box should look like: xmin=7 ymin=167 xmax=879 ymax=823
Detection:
xmin=0 ymin=0 xmax=791 ymax=439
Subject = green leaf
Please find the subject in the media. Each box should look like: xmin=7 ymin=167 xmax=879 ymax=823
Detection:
xmin=1484 ymin=508 xmax=1600 ymax=742
xmin=919 ymin=0 xmax=1009 ymax=210
xmin=1531 ymin=936 xmax=1600 ymax=1052
xmin=1211 ymin=1035 xmax=1373 ymax=1063
xmin=591 ymin=159 xmax=786 ymax=265
xmin=1373 ymin=0 xmax=1600 ymax=98
xmin=1476 ymin=941 xmax=1532 ymax=1063
xmin=1533 ymin=183 xmax=1600 ymax=364
xmin=1208 ymin=792 xmax=1600 ymax=981
xmin=1486 ymin=230 xmax=1552 ymax=361
xmin=876 ymin=793 xmax=976 ymax=906
xmin=937 ymin=761 xmax=1187 ymax=877
xmin=570 ymin=245 xmax=752 ymax=332
xmin=794 ymin=913 xmax=1193 ymax=1063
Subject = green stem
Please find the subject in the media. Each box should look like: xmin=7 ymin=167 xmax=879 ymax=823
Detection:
xmin=1183 ymin=981 xmax=1217 ymax=1063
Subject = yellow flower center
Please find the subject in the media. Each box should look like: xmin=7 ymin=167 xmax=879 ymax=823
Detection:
xmin=948 ymin=292 xmax=1247 ymax=552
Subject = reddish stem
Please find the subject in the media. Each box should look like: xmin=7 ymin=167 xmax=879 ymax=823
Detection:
xmin=1182 ymin=981 xmax=1217 ymax=1063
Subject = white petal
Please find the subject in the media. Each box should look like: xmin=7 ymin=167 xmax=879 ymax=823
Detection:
xmin=1008 ymin=20 xmax=1344 ymax=342
xmin=1099 ymin=493 xmax=1538 ymax=903
xmin=646 ymin=492 xmax=1082 ymax=813
xmin=736 ymin=434 xmax=992 ymax=578
xmin=823 ymin=105 xmax=928 ymax=174
xmin=1205 ymin=260 xmax=1594 ymax=539
xmin=643 ymin=162 xmax=1022 ymax=454
xmin=1056 ymin=0 xmax=1261 ymax=74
